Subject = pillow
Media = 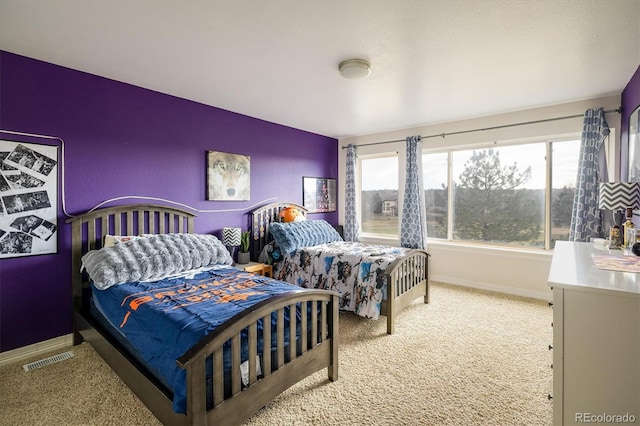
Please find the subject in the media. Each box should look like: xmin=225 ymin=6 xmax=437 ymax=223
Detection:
xmin=269 ymin=220 xmax=343 ymax=254
xmin=103 ymin=234 xmax=143 ymax=248
xmin=258 ymin=241 xmax=283 ymax=264
xmin=82 ymin=233 xmax=233 ymax=289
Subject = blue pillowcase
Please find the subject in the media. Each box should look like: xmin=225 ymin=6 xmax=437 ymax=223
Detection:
xmin=270 ymin=220 xmax=343 ymax=254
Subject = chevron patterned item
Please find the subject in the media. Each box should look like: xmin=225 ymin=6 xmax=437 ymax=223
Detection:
xmin=222 ymin=227 xmax=242 ymax=246
xmin=598 ymin=182 xmax=640 ymax=211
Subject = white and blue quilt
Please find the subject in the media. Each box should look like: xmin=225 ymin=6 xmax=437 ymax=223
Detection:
xmin=272 ymin=241 xmax=409 ymax=319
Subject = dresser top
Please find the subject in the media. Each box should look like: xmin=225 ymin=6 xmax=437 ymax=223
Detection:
xmin=548 ymin=241 xmax=640 ymax=296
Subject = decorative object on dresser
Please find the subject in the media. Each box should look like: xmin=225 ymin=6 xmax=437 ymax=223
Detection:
xmin=68 ymin=204 xmax=339 ymax=426
xmin=598 ymin=181 xmax=640 ymax=248
xmin=548 ymin=241 xmax=639 ymax=425
xmin=250 ymin=201 xmax=430 ymax=334
xmin=222 ymin=226 xmax=241 ymax=260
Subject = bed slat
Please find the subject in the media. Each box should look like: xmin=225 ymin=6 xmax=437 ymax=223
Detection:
xmin=300 ymin=301 xmax=308 ymax=354
xmin=213 ymin=348 xmax=224 ymax=407
xmin=277 ymin=309 xmax=285 ymax=369
xmin=262 ymin=314 xmax=272 ymax=377
xmin=289 ymin=303 xmax=297 ymax=361
xmin=231 ymin=335 xmax=241 ymax=395
xmin=248 ymin=323 xmax=258 ymax=385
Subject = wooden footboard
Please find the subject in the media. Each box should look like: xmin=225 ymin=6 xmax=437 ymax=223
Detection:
xmin=179 ymin=289 xmax=339 ymax=425
xmin=381 ymin=249 xmax=430 ymax=334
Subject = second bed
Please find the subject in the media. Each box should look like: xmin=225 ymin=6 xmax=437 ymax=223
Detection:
xmin=250 ymin=202 xmax=430 ymax=334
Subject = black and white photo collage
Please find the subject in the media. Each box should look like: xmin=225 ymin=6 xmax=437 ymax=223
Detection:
xmin=0 ymin=140 xmax=58 ymax=258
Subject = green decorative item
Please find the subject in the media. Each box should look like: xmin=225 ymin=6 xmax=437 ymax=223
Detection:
xmin=237 ymin=231 xmax=251 ymax=264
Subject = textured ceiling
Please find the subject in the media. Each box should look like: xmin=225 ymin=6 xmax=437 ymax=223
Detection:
xmin=0 ymin=0 xmax=639 ymax=139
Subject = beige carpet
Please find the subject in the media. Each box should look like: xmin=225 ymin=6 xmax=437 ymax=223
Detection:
xmin=0 ymin=282 xmax=553 ymax=425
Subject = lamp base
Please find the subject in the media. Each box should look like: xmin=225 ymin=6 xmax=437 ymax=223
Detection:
xmin=613 ymin=210 xmax=625 ymax=228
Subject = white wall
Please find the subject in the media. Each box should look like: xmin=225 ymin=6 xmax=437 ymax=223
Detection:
xmin=338 ymin=95 xmax=622 ymax=300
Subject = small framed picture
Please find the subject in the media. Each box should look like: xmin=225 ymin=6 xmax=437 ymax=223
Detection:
xmin=303 ymin=177 xmax=336 ymax=213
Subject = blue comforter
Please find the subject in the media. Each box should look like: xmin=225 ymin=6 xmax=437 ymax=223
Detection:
xmin=91 ymin=265 xmax=302 ymax=413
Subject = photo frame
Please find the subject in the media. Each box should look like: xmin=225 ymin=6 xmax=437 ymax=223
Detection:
xmin=0 ymin=140 xmax=58 ymax=258
xmin=303 ymin=177 xmax=336 ymax=213
xmin=628 ymin=104 xmax=640 ymax=182
xmin=206 ymin=150 xmax=250 ymax=201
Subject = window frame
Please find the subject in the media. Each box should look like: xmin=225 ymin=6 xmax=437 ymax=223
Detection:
xmin=353 ymin=129 xmax=615 ymax=251
xmin=424 ymin=135 xmax=583 ymax=250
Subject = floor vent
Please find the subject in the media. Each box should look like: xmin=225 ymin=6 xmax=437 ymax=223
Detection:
xmin=22 ymin=351 xmax=74 ymax=372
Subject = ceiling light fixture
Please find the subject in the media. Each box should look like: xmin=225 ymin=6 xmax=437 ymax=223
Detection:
xmin=339 ymin=59 xmax=371 ymax=79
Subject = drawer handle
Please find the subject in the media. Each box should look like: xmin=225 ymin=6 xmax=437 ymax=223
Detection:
xmin=548 ymin=394 xmax=553 ymax=401
xmin=548 ymin=301 xmax=553 ymax=307
xmin=548 ymin=344 xmax=553 ymax=351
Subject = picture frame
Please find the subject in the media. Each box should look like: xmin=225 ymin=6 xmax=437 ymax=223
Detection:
xmin=0 ymin=140 xmax=58 ymax=258
xmin=206 ymin=150 xmax=250 ymax=201
xmin=628 ymin=104 xmax=640 ymax=182
xmin=303 ymin=177 xmax=336 ymax=213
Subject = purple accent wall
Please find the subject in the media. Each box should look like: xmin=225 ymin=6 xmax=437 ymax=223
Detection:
xmin=0 ymin=51 xmax=337 ymax=352
xmin=621 ymin=65 xmax=640 ymax=169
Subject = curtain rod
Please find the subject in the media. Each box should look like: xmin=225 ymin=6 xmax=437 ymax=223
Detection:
xmin=341 ymin=107 xmax=622 ymax=149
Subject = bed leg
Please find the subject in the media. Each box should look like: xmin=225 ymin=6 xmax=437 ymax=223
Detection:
xmin=423 ymin=258 xmax=430 ymax=304
xmin=386 ymin=299 xmax=394 ymax=335
xmin=328 ymin=294 xmax=339 ymax=381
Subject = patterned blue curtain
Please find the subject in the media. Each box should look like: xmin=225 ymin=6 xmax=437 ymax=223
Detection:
xmin=400 ymin=136 xmax=428 ymax=249
xmin=344 ymin=144 xmax=359 ymax=242
xmin=569 ymin=108 xmax=609 ymax=241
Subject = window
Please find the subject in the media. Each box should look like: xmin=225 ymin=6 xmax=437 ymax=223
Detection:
xmin=424 ymin=139 xmax=580 ymax=249
xmin=450 ymin=145 xmax=546 ymax=247
xmin=357 ymin=138 xmax=580 ymax=248
xmin=360 ymin=154 xmax=398 ymax=235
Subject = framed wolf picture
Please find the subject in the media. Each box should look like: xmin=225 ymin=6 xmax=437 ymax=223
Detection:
xmin=207 ymin=151 xmax=251 ymax=201
xmin=0 ymin=140 xmax=58 ymax=258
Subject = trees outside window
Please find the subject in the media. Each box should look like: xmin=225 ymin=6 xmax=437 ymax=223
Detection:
xmin=452 ymin=148 xmax=543 ymax=246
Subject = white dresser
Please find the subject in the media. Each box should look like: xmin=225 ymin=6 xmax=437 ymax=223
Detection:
xmin=548 ymin=241 xmax=639 ymax=425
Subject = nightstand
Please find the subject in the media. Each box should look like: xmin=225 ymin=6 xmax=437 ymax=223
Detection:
xmin=240 ymin=261 xmax=273 ymax=278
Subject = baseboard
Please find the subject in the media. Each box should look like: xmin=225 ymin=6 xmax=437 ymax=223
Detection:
xmin=0 ymin=334 xmax=74 ymax=368
xmin=430 ymin=274 xmax=552 ymax=302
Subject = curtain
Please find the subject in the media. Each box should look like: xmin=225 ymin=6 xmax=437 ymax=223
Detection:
xmin=568 ymin=108 xmax=609 ymax=241
xmin=344 ymin=144 xmax=359 ymax=242
xmin=400 ymin=136 xmax=428 ymax=249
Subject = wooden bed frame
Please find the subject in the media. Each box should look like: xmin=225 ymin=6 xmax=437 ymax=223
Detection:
xmin=68 ymin=204 xmax=339 ymax=425
xmin=249 ymin=201 xmax=430 ymax=334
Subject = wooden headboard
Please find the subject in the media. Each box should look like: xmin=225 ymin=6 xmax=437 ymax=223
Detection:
xmin=66 ymin=204 xmax=196 ymax=308
xmin=249 ymin=201 xmax=307 ymax=261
